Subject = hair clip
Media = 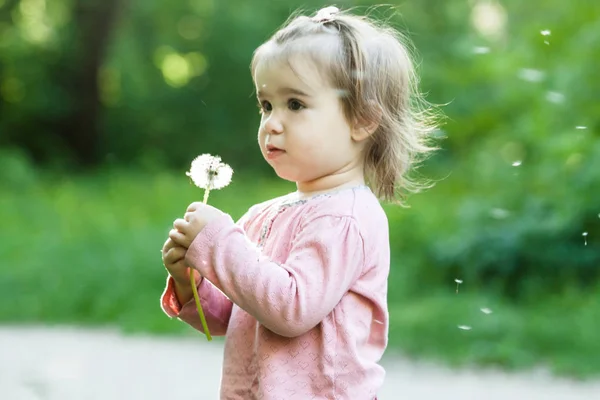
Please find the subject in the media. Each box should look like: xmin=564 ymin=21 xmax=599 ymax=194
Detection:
xmin=312 ymin=6 xmax=340 ymax=23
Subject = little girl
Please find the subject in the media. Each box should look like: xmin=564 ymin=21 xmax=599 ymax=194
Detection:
xmin=161 ymin=6 xmax=437 ymax=399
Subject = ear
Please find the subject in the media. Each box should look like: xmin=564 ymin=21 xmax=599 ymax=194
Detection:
xmin=351 ymin=122 xmax=378 ymax=142
xmin=351 ymin=104 xmax=381 ymax=142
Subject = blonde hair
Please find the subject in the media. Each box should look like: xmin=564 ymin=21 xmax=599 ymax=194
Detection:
xmin=251 ymin=6 xmax=441 ymax=205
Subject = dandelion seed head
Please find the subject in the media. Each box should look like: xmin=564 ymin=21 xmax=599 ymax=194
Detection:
xmin=455 ymin=279 xmax=463 ymax=284
xmin=186 ymin=154 xmax=233 ymax=190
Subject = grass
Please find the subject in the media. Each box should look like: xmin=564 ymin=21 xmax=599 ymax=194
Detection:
xmin=386 ymin=288 xmax=600 ymax=378
xmin=1 ymin=166 xmax=599 ymax=379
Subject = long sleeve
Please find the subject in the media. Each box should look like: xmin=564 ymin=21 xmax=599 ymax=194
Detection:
xmin=160 ymin=275 xmax=232 ymax=336
xmin=160 ymin=207 xmax=258 ymax=335
xmin=185 ymin=213 xmax=366 ymax=338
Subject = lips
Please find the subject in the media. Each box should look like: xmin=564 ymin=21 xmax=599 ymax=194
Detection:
xmin=266 ymin=144 xmax=285 ymax=160
xmin=266 ymin=144 xmax=283 ymax=152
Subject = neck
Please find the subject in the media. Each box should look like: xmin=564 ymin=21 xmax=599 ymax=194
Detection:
xmin=295 ymin=164 xmax=365 ymax=198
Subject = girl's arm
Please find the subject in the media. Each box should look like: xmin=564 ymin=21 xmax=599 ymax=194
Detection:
xmin=185 ymin=213 xmax=365 ymax=338
xmin=160 ymin=207 xmax=258 ymax=335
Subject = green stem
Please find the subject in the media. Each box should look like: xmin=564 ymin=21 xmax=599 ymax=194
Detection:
xmin=189 ymin=185 xmax=213 ymax=341
xmin=190 ymin=269 xmax=212 ymax=341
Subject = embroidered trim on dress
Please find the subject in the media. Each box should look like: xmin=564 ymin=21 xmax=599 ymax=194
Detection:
xmin=256 ymin=185 xmax=371 ymax=247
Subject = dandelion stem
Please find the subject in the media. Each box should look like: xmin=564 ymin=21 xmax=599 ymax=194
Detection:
xmin=184 ymin=154 xmax=232 ymax=342
xmin=189 ymin=184 xmax=213 ymax=341
xmin=190 ymin=269 xmax=212 ymax=341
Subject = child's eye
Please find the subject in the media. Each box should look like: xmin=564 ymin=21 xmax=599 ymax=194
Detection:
xmin=288 ymin=99 xmax=304 ymax=111
xmin=257 ymin=100 xmax=272 ymax=113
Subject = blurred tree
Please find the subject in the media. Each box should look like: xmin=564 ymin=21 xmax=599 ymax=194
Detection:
xmin=0 ymin=0 xmax=123 ymax=166
xmin=51 ymin=0 xmax=123 ymax=166
xmin=0 ymin=0 xmax=598 ymax=294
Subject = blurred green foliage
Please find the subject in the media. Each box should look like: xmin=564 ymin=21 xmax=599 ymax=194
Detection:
xmin=1 ymin=0 xmax=600 ymax=377
xmin=1 ymin=157 xmax=599 ymax=378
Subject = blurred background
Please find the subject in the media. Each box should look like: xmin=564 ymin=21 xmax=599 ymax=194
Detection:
xmin=1 ymin=0 xmax=599 ymax=381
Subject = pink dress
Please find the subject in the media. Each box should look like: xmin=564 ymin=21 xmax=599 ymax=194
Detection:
xmin=161 ymin=185 xmax=390 ymax=399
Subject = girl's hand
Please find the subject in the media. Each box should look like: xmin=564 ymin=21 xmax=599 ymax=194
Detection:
xmin=162 ymin=237 xmax=199 ymax=304
xmin=162 ymin=238 xmax=192 ymax=285
xmin=169 ymin=202 xmax=224 ymax=248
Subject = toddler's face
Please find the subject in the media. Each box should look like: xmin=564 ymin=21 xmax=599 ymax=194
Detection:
xmin=254 ymin=57 xmax=364 ymax=186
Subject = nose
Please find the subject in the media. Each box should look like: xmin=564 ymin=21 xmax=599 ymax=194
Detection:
xmin=263 ymin=112 xmax=284 ymax=135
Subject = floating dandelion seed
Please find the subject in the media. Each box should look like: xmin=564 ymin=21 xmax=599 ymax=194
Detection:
xmin=458 ymin=325 xmax=472 ymax=331
xmin=575 ymin=126 xmax=588 ymax=130
xmin=541 ymin=30 xmax=551 ymax=45
xmin=184 ymin=153 xmax=234 ymax=341
xmin=432 ymin=128 xmax=446 ymax=139
xmin=455 ymin=279 xmax=463 ymax=294
xmin=518 ymin=68 xmax=545 ymax=83
xmin=472 ymin=46 xmax=490 ymax=54
xmin=490 ymin=208 xmax=510 ymax=220
xmin=546 ymin=91 xmax=565 ymax=104
xmin=583 ymin=232 xmax=588 ymax=246
xmin=350 ymin=69 xmax=365 ymax=80
xmin=480 ymin=308 xmax=493 ymax=314
xmin=512 ymin=161 xmax=522 ymax=167
xmin=335 ymin=89 xmax=351 ymax=99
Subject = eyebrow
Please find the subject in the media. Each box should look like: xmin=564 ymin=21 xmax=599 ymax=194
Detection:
xmin=257 ymin=87 xmax=311 ymax=98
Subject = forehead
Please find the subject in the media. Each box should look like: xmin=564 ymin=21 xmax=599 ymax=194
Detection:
xmin=254 ymin=59 xmax=322 ymax=95
xmin=253 ymin=39 xmax=338 ymax=95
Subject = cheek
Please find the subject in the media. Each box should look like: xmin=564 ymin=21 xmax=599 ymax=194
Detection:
xmin=298 ymin=141 xmax=330 ymax=165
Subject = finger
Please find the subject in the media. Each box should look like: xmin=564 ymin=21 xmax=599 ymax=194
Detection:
xmin=184 ymin=212 xmax=194 ymax=222
xmin=162 ymin=237 xmax=176 ymax=254
xmin=169 ymin=228 xmax=190 ymax=248
xmin=173 ymin=218 xmax=188 ymax=233
xmin=164 ymin=246 xmax=186 ymax=264
xmin=187 ymin=202 xmax=202 ymax=212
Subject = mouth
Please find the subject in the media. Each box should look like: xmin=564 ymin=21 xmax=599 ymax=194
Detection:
xmin=266 ymin=144 xmax=283 ymax=152
xmin=266 ymin=144 xmax=285 ymax=159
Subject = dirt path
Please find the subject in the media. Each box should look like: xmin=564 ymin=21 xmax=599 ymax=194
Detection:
xmin=1 ymin=325 xmax=598 ymax=399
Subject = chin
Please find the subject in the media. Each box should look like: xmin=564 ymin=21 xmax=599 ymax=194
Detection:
xmin=274 ymin=171 xmax=296 ymax=182
xmin=270 ymin=167 xmax=299 ymax=183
